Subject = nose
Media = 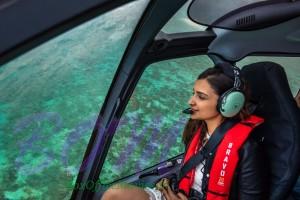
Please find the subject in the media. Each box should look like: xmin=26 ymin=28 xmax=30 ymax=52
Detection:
xmin=188 ymin=95 xmax=195 ymax=106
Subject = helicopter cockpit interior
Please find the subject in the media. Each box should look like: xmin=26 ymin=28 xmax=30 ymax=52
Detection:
xmin=1 ymin=0 xmax=300 ymax=199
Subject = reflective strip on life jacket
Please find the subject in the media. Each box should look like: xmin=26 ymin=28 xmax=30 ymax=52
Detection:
xmin=179 ymin=115 xmax=264 ymax=199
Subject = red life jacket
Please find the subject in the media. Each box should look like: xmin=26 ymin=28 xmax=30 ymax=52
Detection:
xmin=178 ymin=115 xmax=264 ymax=200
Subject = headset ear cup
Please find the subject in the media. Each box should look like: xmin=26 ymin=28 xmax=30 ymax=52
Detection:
xmin=218 ymin=89 xmax=245 ymax=117
xmin=217 ymin=91 xmax=227 ymax=113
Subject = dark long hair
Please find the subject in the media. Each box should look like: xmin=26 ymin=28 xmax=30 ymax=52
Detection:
xmin=182 ymin=67 xmax=251 ymax=146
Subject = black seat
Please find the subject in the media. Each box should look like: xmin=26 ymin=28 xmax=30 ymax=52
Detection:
xmin=242 ymin=61 xmax=300 ymax=200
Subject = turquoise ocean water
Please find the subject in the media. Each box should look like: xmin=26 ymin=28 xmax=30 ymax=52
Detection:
xmin=0 ymin=1 xmax=299 ymax=199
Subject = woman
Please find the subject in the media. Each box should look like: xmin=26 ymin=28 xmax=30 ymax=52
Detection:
xmin=102 ymin=65 xmax=265 ymax=200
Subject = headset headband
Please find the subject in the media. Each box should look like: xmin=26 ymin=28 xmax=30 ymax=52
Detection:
xmin=215 ymin=62 xmax=242 ymax=90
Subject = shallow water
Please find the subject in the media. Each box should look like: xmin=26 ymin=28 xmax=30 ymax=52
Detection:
xmin=1 ymin=1 xmax=300 ymax=199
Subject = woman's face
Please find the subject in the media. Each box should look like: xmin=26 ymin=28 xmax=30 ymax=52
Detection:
xmin=188 ymin=78 xmax=221 ymax=120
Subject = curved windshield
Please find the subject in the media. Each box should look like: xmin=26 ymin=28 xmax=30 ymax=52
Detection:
xmin=162 ymin=0 xmax=206 ymax=33
xmin=0 ymin=0 xmax=148 ymax=199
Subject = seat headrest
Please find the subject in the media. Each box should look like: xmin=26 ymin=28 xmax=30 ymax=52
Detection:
xmin=242 ymin=61 xmax=300 ymax=199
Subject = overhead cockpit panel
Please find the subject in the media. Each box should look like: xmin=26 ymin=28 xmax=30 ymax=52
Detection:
xmin=187 ymin=0 xmax=300 ymax=61
xmin=188 ymin=0 xmax=300 ymax=31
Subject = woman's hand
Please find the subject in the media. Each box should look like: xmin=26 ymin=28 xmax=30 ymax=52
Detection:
xmin=156 ymin=178 xmax=188 ymax=200
xmin=161 ymin=186 xmax=187 ymax=200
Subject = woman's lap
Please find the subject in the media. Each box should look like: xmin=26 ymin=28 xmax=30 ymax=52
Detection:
xmin=144 ymin=187 xmax=166 ymax=200
xmin=101 ymin=183 xmax=151 ymax=200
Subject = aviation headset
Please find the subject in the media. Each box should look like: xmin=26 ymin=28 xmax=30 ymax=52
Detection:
xmin=215 ymin=62 xmax=245 ymax=118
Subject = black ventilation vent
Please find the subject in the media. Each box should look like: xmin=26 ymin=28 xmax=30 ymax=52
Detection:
xmin=236 ymin=14 xmax=256 ymax=26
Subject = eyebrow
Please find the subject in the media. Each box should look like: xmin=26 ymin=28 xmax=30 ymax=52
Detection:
xmin=193 ymin=89 xmax=209 ymax=97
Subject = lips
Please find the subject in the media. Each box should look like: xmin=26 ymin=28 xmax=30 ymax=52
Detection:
xmin=191 ymin=108 xmax=198 ymax=112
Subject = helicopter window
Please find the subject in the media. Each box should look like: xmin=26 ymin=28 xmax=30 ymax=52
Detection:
xmin=161 ymin=0 xmax=206 ymax=34
xmin=99 ymin=55 xmax=214 ymax=184
xmin=0 ymin=1 xmax=148 ymax=199
xmin=238 ymin=56 xmax=300 ymax=96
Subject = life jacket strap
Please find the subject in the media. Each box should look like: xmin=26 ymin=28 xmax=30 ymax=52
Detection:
xmin=178 ymin=119 xmax=238 ymax=181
